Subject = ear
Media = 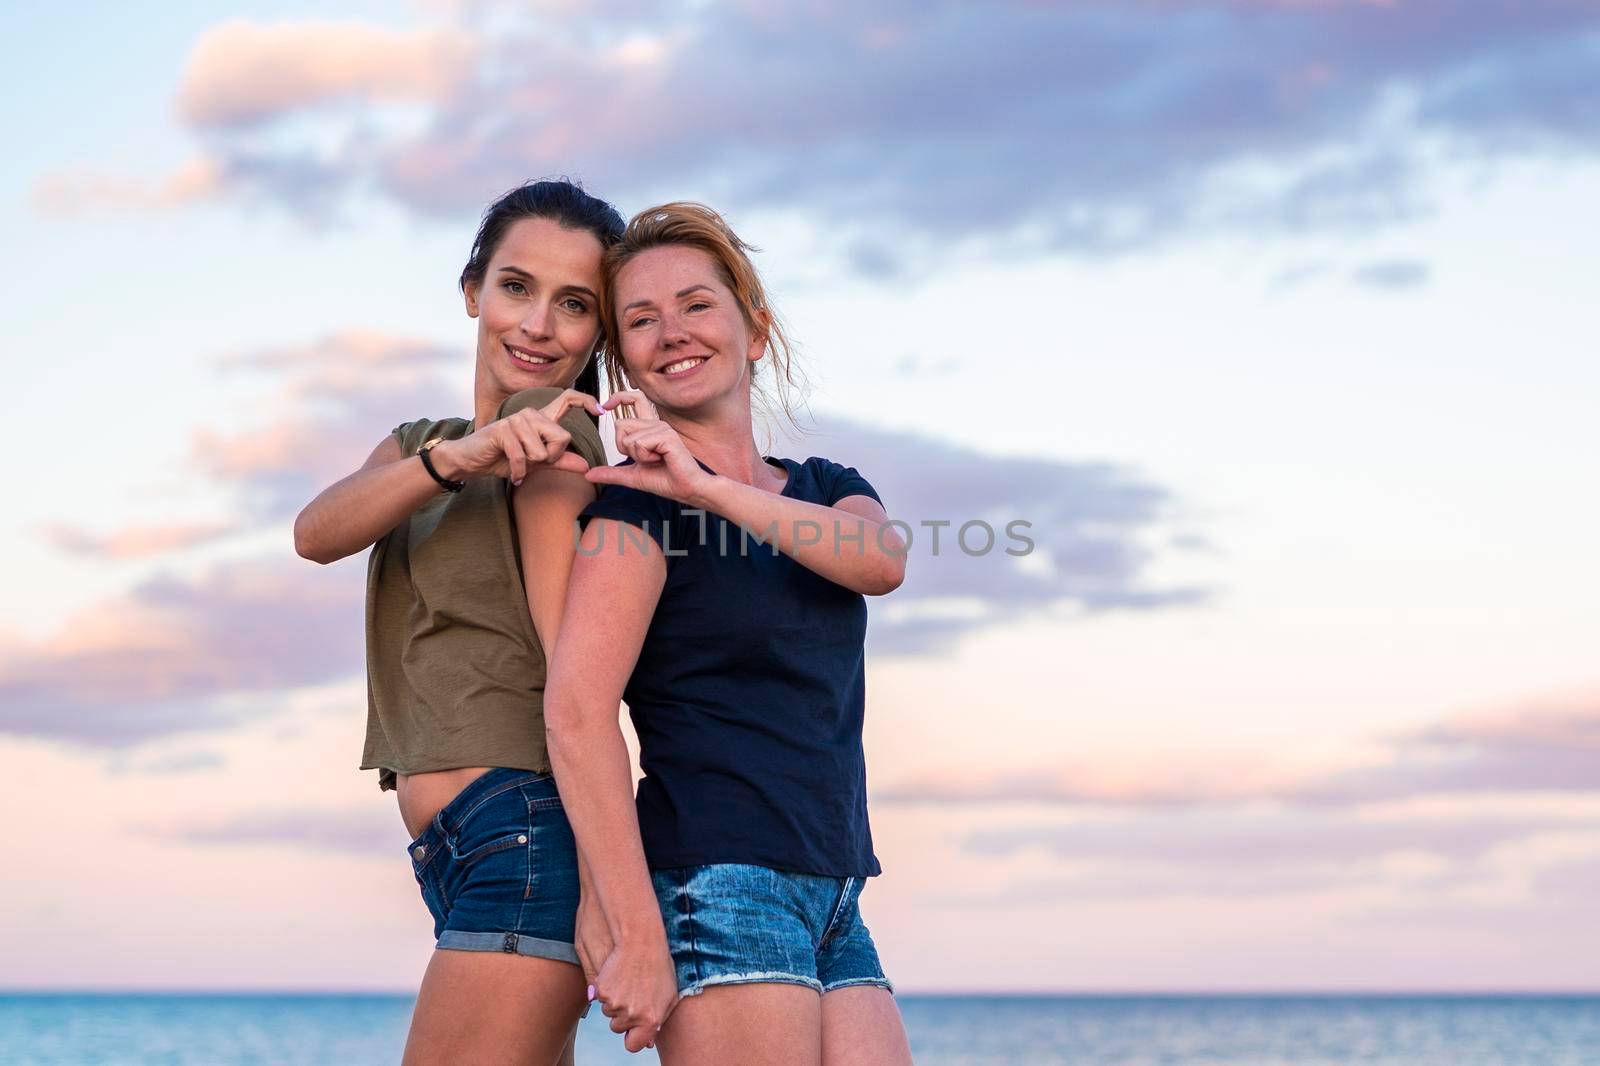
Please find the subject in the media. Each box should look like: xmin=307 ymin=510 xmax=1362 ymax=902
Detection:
xmin=464 ymin=279 xmax=481 ymax=318
xmin=747 ymin=308 xmax=771 ymax=364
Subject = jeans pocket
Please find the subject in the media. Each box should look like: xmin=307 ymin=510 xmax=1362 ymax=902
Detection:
xmin=453 ymin=829 xmax=531 ymax=870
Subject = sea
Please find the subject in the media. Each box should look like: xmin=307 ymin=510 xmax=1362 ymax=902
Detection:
xmin=2 ymin=993 xmax=1597 ymax=1065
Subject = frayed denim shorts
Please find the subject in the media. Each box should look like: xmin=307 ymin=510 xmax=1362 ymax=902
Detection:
xmin=406 ymin=768 xmax=581 ymax=966
xmin=650 ymin=863 xmax=893 ymax=998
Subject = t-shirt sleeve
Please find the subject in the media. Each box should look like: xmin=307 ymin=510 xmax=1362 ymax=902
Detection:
xmin=578 ymin=476 xmax=677 ymax=554
xmin=497 ymin=387 xmax=608 ymax=470
xmin=813 ymin=458 xmax=883 ymax=507
xmin=391 ymin=419 xmax=434 ymax=456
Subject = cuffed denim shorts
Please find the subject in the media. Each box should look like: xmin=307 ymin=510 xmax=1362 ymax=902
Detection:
xmin=406 ymin=768 xmax=581 ymax=966
xmin=650 ymin=863 xmax=893 ymax=998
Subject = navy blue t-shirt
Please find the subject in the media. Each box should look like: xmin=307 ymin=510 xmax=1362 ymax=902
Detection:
xmin=578 ymin=455 xmax=883 ymax=878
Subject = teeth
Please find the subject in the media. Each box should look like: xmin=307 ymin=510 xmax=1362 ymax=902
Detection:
xmin=510 ymin=348 xmax=554 ymax=365
xmin=663 ymin=357 xmax=706 ymax=374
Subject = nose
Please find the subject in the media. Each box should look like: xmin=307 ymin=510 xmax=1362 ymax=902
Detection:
xmin=659 ymin=309 xmax=690 ymax=347
xmin=520 ymin=300 xmax=553 ymax=340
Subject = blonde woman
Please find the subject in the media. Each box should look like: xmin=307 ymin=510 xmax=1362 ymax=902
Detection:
xmin=546 ymin=203 xmax=915 ymax=1065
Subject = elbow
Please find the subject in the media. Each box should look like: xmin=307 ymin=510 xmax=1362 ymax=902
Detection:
xmin=292 ymin=512 xmax=335 ymax=565
xmin=863 ymin=552 xmax=906 ymax=596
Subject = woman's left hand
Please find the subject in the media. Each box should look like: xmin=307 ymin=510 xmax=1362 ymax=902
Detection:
xmin=575 ymin=892 xmax=613 ymax=993
xmin=587 ymin=390 xmax=714 ymax=505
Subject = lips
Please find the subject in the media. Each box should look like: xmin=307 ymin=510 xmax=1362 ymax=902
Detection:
xmin=506 ymin=343 xmax=558 ymax=369
xmin=658 ymin=355 xmax=708 ymax=377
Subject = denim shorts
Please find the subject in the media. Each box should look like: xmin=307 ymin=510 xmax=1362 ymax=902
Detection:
xmin=406 ymin=767 xmax=581 ymax=966
xmin=650 ymin=864 xmax=893 ymax=998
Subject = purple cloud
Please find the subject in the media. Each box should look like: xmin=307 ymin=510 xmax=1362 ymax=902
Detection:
xmin=149 ymin=807 xmax=407 ymax=856
xmin=0 ymin=557 xmax=363 ymax=745
xmin=41 ymin=2 xmax=1600 ymax=259
xmin=781 ymin=417 xmax=1209 ymax=653
xmin=1350 ymin=259 xmax=1431 ymax=289
xmin=880 ymin=692 xmax=1600 ymax=806
xmin=955 ymin=809 xmax=1596 ymax=901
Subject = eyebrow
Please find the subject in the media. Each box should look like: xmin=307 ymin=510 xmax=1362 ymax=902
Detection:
xmin=621 ymin=284 xmax=714 ymax=315
xmin=496 ymin=266 xmax=598 ymax=303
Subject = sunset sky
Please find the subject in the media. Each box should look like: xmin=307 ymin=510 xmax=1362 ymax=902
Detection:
xmin=3 ymin=1 xmax=1598 ymax=993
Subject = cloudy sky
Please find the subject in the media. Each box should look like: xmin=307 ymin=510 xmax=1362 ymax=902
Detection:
xmin=3 ymin=0 xmax=1598 ymax=992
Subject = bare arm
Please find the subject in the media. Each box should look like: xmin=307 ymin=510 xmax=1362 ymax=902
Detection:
xmin=512 ymin=464 xmax=596 ymax=652
xmin=544 ymin=518 xmax=676 ymax=1051
xmin=293 ymin=389 xmax=601 ymax=565
xmin=687 ymin=479 xmax=907 ymax=595
xmin=587 ymin=390 xmax=907 ymax=595
xmin=510 ymin=465 xmax=617 ymax=985
xmin=293 ymin=435 xmax=444 ymax=564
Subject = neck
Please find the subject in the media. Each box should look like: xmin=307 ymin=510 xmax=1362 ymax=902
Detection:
xmin=663 ymin=396 xmax=772 ymax=486
xmin=472 ymin=369 xmax=508 ymax=429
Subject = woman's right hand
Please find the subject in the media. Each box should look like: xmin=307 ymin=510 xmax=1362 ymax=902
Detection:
xmin=432 ymin=389 xmax=603 ymax=486
xmin=596 ymin=937 xmax=679 ymax=1053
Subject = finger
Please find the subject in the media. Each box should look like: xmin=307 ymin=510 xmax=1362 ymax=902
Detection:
xmin=550 ymin=451 xmax=591 ymax=475
xmin=609 ymin=1014 xmax=630 ymax=1035
xmin=613 ymin=429 xmax=659 ymax=467
xmin=615 ymin=423 xmax=672 ymax=464
xmin=538 ymin=424 xmax=572 ymax=462
xmin=625 ymin=1026 xmax=656 ymax=1053
xmin=585 ymin=465 xmax=647 ymax=489
xmin=515 ymin=427 xmax=550 ymax=466
xmin=540 ymin=388 xmax=604 ymax=421
xmin=500 ymin=429 xmax=527 ymax=485
xmin=627 ymin=426 xmax=676 ymax=463
xmin=506 ymin=409 xmax=564 ymax=460
xmin=601 ymin=389 xmax=659 ymax=422
xmin=614 ymin=419 xmax=659 ymax=460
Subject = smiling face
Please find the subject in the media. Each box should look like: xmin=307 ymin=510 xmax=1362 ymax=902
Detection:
xmin=464 ymin=216 xmax=605 ymax=402
xmin=612 ymin=244 xmax=767 ymax=414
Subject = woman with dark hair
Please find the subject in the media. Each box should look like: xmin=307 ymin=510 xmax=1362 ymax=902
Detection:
xmin=546 ymin=202 xmax=915 ymax=1064
xmin=294 ymin=179 xmax=624 ymax=1065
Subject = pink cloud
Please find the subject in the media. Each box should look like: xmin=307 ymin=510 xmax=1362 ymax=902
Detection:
xmin=0 ymin=557 xmax=362 ymax=745
xmin=41 ymin=521 xmax=239 ymax=560
xmin=31 ymin=156 xmax=225 ymax=216
xmin=176 ymin=20 xmax=477 ymax=128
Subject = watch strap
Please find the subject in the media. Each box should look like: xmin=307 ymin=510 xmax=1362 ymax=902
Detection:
xmin=418 ymin=437 xmax=465 ymax=493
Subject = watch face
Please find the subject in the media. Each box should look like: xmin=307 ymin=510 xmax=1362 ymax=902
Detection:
xmin=421 ymin=436 xmax=444 ymax=451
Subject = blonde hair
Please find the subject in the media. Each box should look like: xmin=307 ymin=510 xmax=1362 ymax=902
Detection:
xmin=601 ymin=202 xmax=808 ymax=436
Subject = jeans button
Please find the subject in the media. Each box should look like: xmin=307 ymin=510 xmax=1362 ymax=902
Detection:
xmin=517 ymin=834 xmax=528 ymax=844
xmin=412 ymin=845 xmax=426 ymax=860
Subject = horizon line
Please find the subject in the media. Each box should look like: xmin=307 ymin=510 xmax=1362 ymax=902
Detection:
xmin=7 ymin=987 xmax=1600 ymax=999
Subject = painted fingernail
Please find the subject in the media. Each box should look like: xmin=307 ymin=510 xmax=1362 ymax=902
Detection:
xmin=586 ymin=984 xmax=596 ymax=1002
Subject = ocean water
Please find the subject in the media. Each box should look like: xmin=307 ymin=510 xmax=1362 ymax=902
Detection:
xmin=1 ymin=993 xmax=1596 ymax=1065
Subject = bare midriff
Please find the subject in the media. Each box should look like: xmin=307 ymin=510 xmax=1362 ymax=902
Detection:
xmin=397 ymin=766 xmax=493 ymax=840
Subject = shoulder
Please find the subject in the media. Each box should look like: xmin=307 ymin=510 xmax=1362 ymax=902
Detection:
xmin=391 ymin=416 xmax=470 ymax=456
xmin=795 ymin=456 xmax=882 ymax=506
xmin=578 ymin=464 xmax=679 ymax=550
xmin=581 ymin=463 xmax=676 ymax=520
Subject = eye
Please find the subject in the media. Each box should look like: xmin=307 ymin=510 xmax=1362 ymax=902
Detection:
xmin=687 ymin=300 xmax=710 ymax=312
xmin=627 ymin=315 xmax=656 ymax=329
xmin=502 ymin=280 xmax=527 ymax=295
xmin=562 ymin=297 xmax=590 ymax=314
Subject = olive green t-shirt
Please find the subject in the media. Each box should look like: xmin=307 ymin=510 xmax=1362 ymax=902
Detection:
xmin=361 ymin=386 xmax=607 ymax=791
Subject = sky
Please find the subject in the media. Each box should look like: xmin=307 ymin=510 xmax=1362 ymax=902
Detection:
xmin=2 ymin=0 xmax=1599 ymax=993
